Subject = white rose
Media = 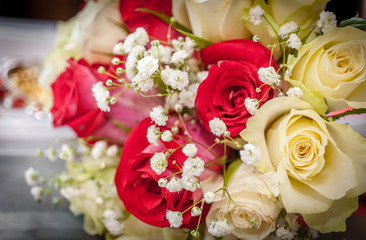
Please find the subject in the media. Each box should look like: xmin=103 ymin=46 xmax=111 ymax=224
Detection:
xmin=287 ymin=26 xmax=366 ymax=113
xmin=205 ymin=163 xmax=281 ymax=240
xmin=241 ymin=97 xmax=366 ymax=232
xmin=172 ymin=0 xmax=251 ymax=42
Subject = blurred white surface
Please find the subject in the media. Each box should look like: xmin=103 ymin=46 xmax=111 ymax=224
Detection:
xmin=0 ymin=17 xmax=57 ymax=59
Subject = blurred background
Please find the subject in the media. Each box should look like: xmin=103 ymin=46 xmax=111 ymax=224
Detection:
xmin=0 ymin=0 xmax=366 ymax=240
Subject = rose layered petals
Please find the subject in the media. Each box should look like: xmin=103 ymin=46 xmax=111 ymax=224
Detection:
xmin=201 ymin=39 xmax=274 ymax=68
xmin=302 ymin=197 xmax=358 ymax=233
xmin=288 ymin=27 xmax=366 ymax=112
xmin=51 ymin=59 xmax=107 ymax=137
xmin=196 ymin=40 xmax=276 ymax=137
xmin=115 ymin=118 xmax=223 ymax=228
xmin=241 ymin=97 xmax=366 ymax=232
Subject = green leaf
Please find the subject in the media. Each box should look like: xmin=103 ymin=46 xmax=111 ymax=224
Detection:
xmin=339 ymin=17 xmax=366 ymax=30
xmin=225 ymin=160 xmax=242 ymax=184
xmin=175 ymin=28 xmax=213 ymax=49
xmin=326 ymin=108 xmax=366 ymax=121
xmin=136 ymin=8 xmax=192 ymax=33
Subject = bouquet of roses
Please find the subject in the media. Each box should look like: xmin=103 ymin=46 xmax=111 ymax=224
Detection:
xmin=25 ymin=0 xmax=366 ymax=239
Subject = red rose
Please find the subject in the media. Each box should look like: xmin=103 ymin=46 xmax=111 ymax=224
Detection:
xmin=195 ymin=39 xmax=277 ymax=137
xmin=51 ymin=59 xmax=106 ymax=138
xmin=115 ymin=117 xmax=223 ymax=228
xmin=119 ymin=0 xmax=181 ymax=42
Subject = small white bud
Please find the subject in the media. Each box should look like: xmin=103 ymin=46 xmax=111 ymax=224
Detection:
xmin=109 ymin=97 xmax=117 ymax=105
xmin=116 ymin=67 xmax=123 ymax=75
xmin=106 ymin=79 xmax=113 ymax=86
xmin=98 ymin=66 xmax=106 ymax=73
xmin=112 ymin=57 xmax=120 ymax=65
xmin=158 ymin=178 xmax=168 ymax=187
xmin=204 ymin=191 xmax=215 ymax=203
xmin=191 ymin=206 xmax=202 ymax=216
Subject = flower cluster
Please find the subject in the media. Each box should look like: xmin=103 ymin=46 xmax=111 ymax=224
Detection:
xmin=25 ymin=0 xmax=366 ymax=240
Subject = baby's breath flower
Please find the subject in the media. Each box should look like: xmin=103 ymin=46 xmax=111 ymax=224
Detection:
xmin=59 ymin=144 xmax=76 ymax=162
xmin=129 ymin=45 xmax=146 ymax=58
xmin=106 ymin=79 xmax=113 ymax=86
xmin=137 ymin=55 xmax=159 ymax=78
xmin=182 ymin=143 xmax=198 ymax=157
xmin=134 ymin=27 xmax=149 ymax=46
xmin=286 ymin=87 xmax=303 ymax=98
xmin=208 ymin=219 xmax=232 ymax=237
xmin=240 ymin=143 xmax=262 ymax=165
xmin=106 ymin=144 xmax=118 ymax=157
xmin=181 ymin=175 xmax=198 ymax=192
xmin=166 ymin=177 xmax=183 ymax=192
xmin=286 ymin=33 xmax=302 ymax=50
xmin=150 ymin=106 xmax=168 ymax=126
xmin=150 ymin=152 xmax=167 ymax=175
xmin=162 ymin=68 xmax=189 ymax=91
xmin=112 ymin=42 xmax=124 ymax=55
xmin=166 ymin=210 xmax=183 ymax=228
xmin=209 ymin=118 xmax=227 ymax=137
xmin=161 ymin=130 xmax=173 ymax=142
xmin=171 ymin=50 xmax=189 ymax=64
xmin=132 ymin=74 xmax=154 ymax=92
xmin=245 ymin=98 xmax=259 ymax=115
xmin=103 ymin=209 xmax=124 ymax=236
xmin=92 ymin=82 xmax=110 ymax=112
xmin=104 ymin=219 xmax=124 ymax=236
xmin=24 ymin=167 xmax=38 ymax=186
xmin=91 ymin=140 xmax=107 ymax=159
xmin=253 ymin=35 xmax=260 ymax=42
xmin=204 ymin=191 xmax=216 ymax=203
xmin=317 ymin=11 xmax=337 ymax=34
xmin=97 ymin=66 xmax=106 ymax=73
xmin=191 ymin=206 xmax=202 ymax=217
xmin=183 ymin=37 xmax=196 ymax=53
xmin=158 ymin=178 xmax=168 ymax=187
xmin=258 ymin=66 xmax=280 ymax=85
xmin=111 ymin=57 xmax=120 ymax=65
xmin=149 ymin=45 xmax=172 ymax=64
xmin=30 ymin=186 xmax=43 ymax=201
xmin=147 ymin=125 xmax=161 ymax=145
xmin=249 ymin=5 xmax=265 ymax=26
xmin=182 ymin=157 xmax=204 ymax=177
xmin=275 ymin=226 xmax=296 ymax=240
xmin=278 ymin=21 xmax=298 ymax=39
xmin=174 ymin=103 xmax=183 ymax=113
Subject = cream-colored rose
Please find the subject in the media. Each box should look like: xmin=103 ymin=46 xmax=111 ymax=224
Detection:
xmin=242 ymin=0 xmax=328 ymax=59
xmin=287 ymin=26 xmax=366 ymax=113
xmin=172 ymin=0 xmax=252 ymax=42
xmin=205 ymin=163 xmax=281 ymax=240
xmin=241 ymin=97 xmax=366 ymax=232
xmin=38 ymin=0 xmax=126 ymax=94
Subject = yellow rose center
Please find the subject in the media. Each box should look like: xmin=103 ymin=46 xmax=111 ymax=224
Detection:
xmin=319 ymin=41 xmax=365 ymax=88
xmin=231 ymin=207 xmax=261 ymax=229
xmin=284 ymin=116 xmax=327 ymax=180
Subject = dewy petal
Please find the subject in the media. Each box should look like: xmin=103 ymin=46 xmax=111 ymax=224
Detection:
xmin=302 ymin=197 xmax=358 ymax=233
xmin=278 ymin=164 xmax=333 ymax=214
xmin=325 ymin=121 xmax=366 ymax=197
